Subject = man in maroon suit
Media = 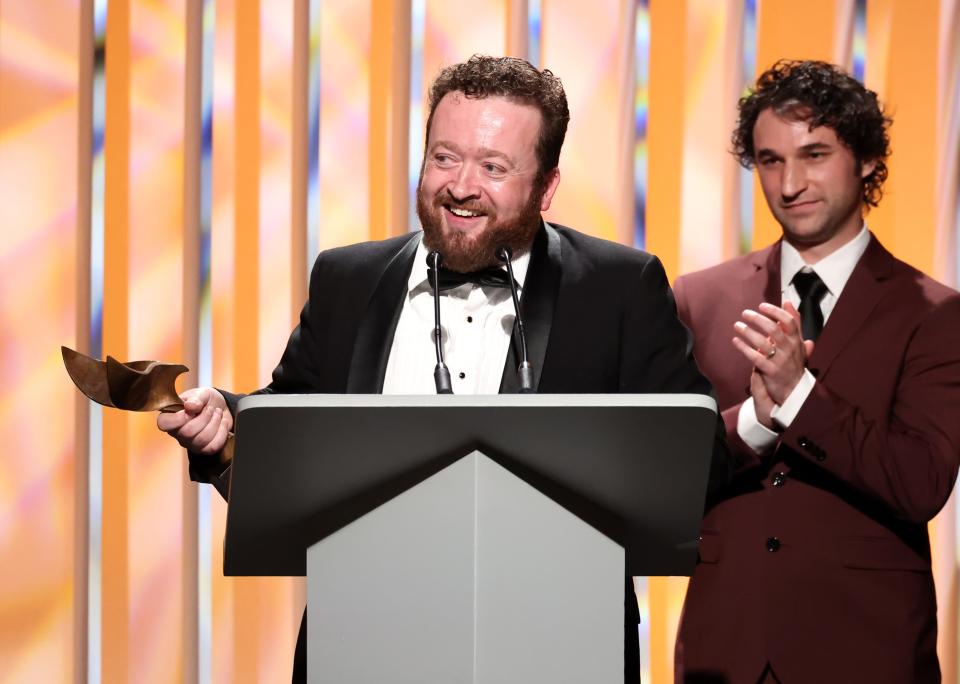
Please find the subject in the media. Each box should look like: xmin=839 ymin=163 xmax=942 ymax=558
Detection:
xmin=674 ymin=60 xmax=960 ymax=683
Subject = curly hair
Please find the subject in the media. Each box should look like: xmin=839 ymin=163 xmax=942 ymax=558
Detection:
xmin=733 ymin=60 xmax=892 ymax=207
xmin=425 ymin=55 xmax=570 ymax=184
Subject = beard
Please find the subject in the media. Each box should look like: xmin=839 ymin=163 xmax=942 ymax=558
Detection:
xmin=417 ymin=184 xmax=544 ymax=273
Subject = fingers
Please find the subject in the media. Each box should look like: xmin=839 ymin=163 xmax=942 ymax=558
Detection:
xmin=734 ymin=320 xmax=774 ymax=354
xmin=757 ymin=303 xmax=800 ymax=336
xmin=207 ymin=411 xmax=232 ymax=454
xmin=156 ymin=387 xmax=231 ymax=453
xmin=732 ymin=336 xmax=768 ymax=368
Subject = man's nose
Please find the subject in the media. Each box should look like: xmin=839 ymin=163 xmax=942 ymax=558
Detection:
xmin=780 ymin=159 xmax=807 ymax=200
xmin=448 ymin=164 xmax=480 ymax=201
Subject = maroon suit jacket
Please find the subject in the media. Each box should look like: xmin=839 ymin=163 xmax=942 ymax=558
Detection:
xmin=672 ymin=235 xmax=960 ymax=683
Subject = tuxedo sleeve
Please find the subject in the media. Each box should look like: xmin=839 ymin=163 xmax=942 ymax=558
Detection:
xmin=623 ymin=257 xmax=733 ymax=497
xmin=186 ymin=253 xmax=334 ymax=499
xmin=782 ymin=294 xmax=960 ymax=523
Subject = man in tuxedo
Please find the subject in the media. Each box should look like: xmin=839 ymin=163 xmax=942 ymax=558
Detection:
xmin=674 ymin=59 xmax=960 ymax=683
xmin=159 ymin=55 xmax=723 ymax=683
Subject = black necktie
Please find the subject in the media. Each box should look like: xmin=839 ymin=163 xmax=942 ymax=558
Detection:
xmin=426 ymin=265 xmax=517 ymax=292
xmin=792 ymin=270 xmax=828 ymax=341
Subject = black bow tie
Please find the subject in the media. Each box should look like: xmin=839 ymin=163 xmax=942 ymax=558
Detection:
xmin=426 ymin=265 xmax=518 ymax=292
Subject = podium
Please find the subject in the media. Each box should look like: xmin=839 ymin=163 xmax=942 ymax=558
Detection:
xmin=223 ymin=394 xmax=717 ymax=683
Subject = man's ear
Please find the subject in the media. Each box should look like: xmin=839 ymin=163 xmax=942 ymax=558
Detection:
xmin=860 ymin=158 xmax=877 ymax=180
xmin=539 ymin=168 xmax=561 ymax=212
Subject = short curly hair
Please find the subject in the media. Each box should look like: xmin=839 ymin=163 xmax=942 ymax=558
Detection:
xmin=425 ymin=55 xmax=570 ymax=184
xmin=733 ymin=60 xmax=892 ymax=207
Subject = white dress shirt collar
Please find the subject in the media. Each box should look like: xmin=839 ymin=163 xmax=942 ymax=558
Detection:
xmin=779 ymin=224 xmax=871 ymax=297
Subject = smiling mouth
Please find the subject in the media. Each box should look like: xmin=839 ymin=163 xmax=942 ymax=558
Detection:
xmin=444 ymin=204 xmax=486 ymax=219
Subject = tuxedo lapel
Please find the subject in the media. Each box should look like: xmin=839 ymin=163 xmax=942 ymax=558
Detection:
xmin=346 ymin=233 xmax=421 ymax=393
xmin=807 ymin=235 xmax=894 ymax=378
xmin=499 ymin=223 xmax=562 ymax=393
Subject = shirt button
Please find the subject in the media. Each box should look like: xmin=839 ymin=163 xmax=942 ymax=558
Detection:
xmin=458 ymin=372 xmax=466 ymax=379
xmin=772 ymin=472 xmax=786 ymax=487
xmin=466 ymin=316 xmax=473 ymax=323
xmin=766 ymin=537 xmax=781 ymax=552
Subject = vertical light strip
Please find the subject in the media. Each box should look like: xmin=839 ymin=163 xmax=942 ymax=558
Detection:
xmin=633 ymin=575 xmax=650 ymax=684
xmin=307 ymin=0 xmax=321 ymax=264
xmin=527 ymin=0 xmax=541 ymax=67
xmin=197 ymin=2 xmax=215 ymax=682
xmin=88 ymin=3 xmax=108 ymax=681
xmin=738 ymin=0 xmax=756 ymax=255
xmin=852 ymin=0 xmax=867 ymax=81
xmin=408 ymin=0 xmax=426 ymax=232
xmin=633 ymin=0 xmax=649 ymax=249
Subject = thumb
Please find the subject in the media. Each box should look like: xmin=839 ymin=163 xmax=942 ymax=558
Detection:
xmin=783 ymin=300 xmax=802 ymax=325
xmin=803 ymin=339 xmax=815 ymax=357
xmin=180 ymin=391 xmax=206 ymax=415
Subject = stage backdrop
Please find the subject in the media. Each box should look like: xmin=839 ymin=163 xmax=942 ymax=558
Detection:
xmin=2 ymin=0 xmax=958 ymax=682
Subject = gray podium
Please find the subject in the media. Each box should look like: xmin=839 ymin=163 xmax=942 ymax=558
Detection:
xmin=223 ymin=394 xmax=717 ymax=684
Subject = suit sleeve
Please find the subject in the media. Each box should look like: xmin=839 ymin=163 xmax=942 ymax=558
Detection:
xmin=783 ymin=294 xmax=960 ymax=523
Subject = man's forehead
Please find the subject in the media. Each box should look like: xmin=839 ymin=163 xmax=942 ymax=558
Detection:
xmin=754 ymin=107 xmax=841 ymax=146
xmin=428 ymin=91 xmax=543 ymax=145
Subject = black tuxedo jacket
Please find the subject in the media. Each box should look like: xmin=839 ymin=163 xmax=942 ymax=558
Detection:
xmin=192 ymin=222 xmax=722 ymax=490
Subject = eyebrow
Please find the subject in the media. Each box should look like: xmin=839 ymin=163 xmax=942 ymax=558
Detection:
xmin=755 ymin=141 xmax=833 ymax=158
xmin=430 ymin=140 xmax=514 ymax=163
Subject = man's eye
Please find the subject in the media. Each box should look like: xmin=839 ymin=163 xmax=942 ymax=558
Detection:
xmin=483 ymin=163 xmax=506 ymax=175
xmin=758 ymin=157 xmax=780 ymax=167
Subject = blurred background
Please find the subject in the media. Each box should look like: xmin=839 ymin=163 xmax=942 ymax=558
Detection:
xmin=1 ymin=0 xmax=958 ymax=681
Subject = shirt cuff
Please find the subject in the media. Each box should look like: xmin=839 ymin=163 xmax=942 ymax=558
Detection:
xmin=737 ymin=397 xmax=780 ymax=453
xmin=769 ymin=369 xmax=816 ymax=429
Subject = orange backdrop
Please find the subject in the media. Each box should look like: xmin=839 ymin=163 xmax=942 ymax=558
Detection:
xmin=2 ymin=1 xmax=958 ymax=682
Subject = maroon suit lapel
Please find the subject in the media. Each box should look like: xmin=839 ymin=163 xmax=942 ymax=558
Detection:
xmin=807 ymin=235 xmax=897 ymax=379
xmin=759 ymin=241 xmax=782 ymax=306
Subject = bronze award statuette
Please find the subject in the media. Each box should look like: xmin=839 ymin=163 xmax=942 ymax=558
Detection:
xmin=61 ymin=346 xmax=234 ymax=464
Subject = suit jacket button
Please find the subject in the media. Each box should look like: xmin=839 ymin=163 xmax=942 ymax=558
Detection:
xmin=766 ymin=537 xmax=781 ymax=552
xmin=816 ymin=451 xmax=826 ymax=462
xmin=772 ymin=472 xmax=786 ymax=487
xmin=798 ymin=436 xmax=809 ymax=449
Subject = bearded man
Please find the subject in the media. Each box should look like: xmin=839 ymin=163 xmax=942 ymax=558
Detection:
xmin=159 ymin=55 xmax=724 ymax=684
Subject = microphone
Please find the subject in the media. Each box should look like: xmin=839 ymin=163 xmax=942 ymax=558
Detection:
xmin=427 ymin=251 xmax=453 ymax=394
xmin=496 ymin=246 xmax=535 ymax=393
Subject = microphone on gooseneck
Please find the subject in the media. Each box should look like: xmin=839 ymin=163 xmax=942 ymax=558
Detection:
xmin=496 ymin=246 xmax=535 ymax=393
xmin=427 ymin=251 xmax=454 ymax=394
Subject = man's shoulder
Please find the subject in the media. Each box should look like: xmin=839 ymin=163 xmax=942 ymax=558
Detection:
xmin=675 ymin=245 xmax=773 ymax=291
xmin=874 ymin=241 xmax=960 ymax=311
xmin=320 ymin=232 xmax=418 ymax=263
xmin=310 ymin=232 xmax=418 ymax=277
xmin=548 ymin=222 xmax=658 ymax=269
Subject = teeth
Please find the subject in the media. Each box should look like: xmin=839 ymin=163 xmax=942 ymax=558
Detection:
xmin=449 ymin=207 xmax=480 ymax=218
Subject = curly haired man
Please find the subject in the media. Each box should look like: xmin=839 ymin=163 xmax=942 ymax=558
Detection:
xmin=674 ymin=60 xmax=960 ymax=683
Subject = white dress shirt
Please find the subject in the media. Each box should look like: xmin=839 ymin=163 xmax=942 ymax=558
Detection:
xmin=382 ymin=237 xmax=530 ymax=395
xmin=738 ymin=225 xmax=871 ymax=452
